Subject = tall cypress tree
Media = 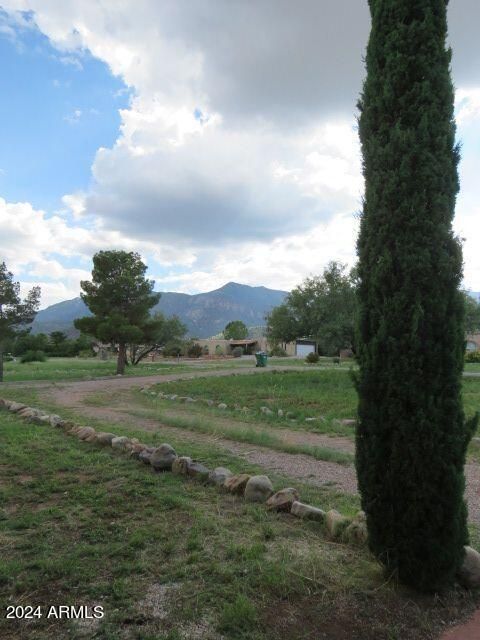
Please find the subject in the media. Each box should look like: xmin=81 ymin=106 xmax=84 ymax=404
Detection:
xmin=356 ymin=0 xmax=477 ymax=591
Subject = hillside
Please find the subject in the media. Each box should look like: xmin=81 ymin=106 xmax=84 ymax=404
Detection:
xmin=31 ymin=282 xmax=287 ymax=338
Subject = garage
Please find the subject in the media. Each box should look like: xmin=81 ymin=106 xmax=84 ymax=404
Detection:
xmin=295 ymin=341 xmax=316 ymax=357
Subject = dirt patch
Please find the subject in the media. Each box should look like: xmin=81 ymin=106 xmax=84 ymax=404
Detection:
xmin=262 ymin=589 xmax=479 ymax=640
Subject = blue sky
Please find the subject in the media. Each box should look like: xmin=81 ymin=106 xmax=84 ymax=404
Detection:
xmin=0 ymin=2 xmax=479 ymax=308
xmin=0 ymin=13 xmax=128 ymax=212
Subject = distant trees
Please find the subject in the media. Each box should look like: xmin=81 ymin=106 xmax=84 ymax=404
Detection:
xmin=224 ymin=320 xmax=248 ymax=340
xmin=266 ymin=262 xmax=356 ymax=356
xmin=463 ymin=292 xmax=480 ymax=334
xmin=0 ymin=262 xmax=40 ymax=382
xmin=75 ymin=251 xmax=160 ymax=375
xmin=356 ymin=0 xmax=477 ymax=591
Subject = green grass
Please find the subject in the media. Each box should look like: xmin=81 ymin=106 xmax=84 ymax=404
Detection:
xmin=0 ymin=354 xmax=356 ymax=384
xmin=149 ymin=369 xmax=480 ymax=433
xmin=1 ymin=409 xmax=479 ymax=639
xmin=153 ymin=369 xmax=358 ymax=422
xmin=1 ymin=357 xmax=214 ymax=382
xmin=130 ymin=405 xmax=354 ymax=465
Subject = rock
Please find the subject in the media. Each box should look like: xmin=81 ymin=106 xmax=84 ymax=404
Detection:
xmin=241 ymin=406 xmax=249 ymax=412
xmin=150 ymin=443 xmax=177 ymax=471
xmin=304 ymin=417 xmax=317 ymax=422
xmin=84 ymin=431 xmax=98 ymax=443
xmin=245 ymin=475 xmax=274 ymax=503
xmin=139 ymin=448 xmax=154 ymax=465
xmin=170 ymin=395 xmax=178 ymax=401
xmin=208 ymin=467 xmax=233 ymax=487
xmin=77 ymin=426 xmax=96 ymax=441
xmin=205 ymin=399 xmax=214 ymax=406
xmin=260 ymin=406 xmax=273 ymax=416
xmin=291 ymin=501 xmax=326 ymax=521
xmin=343 ymin=520 xmax=368 ymax=545
xmin=95 ymin=432 xmax=117 ymax=446
xmin=172 ymin=456 xmax=192 ymax=475
xmin=355 ymin=510 xmax=366 ymax=523
xmin=111 ymin=436 xmax=131 ymax=450
xmin=458 ymin=546 xmax=480 ymax=588
xmin=224 ymin=474 xmax=251 ymax=495
xmin=218 ymin=403 xmax=227 ymax=410
xmin=325 ymin=509 xmax=351 ymax=539
xmin=277 ymin=409 xmax=284 ymax=417
xmin=0 ymin=398 xmax=7 ymax=408
xmin=8 ymin=402 xmax=27 ymax=413
xmin=49 ymin=415 xmax=64 ymax=428
xmin=37 ymin=415 xmax=52 ymax=425
xmin=185 ymin=397 xmax=196 ymax=403
xmin=126 ymin=442 xmax=148 ymax=458
xmin=17 ymin=407 xmax=38 ymax=419
xmin=68 ymin=424 xmax=83 ymax=435
xmin=187 ymin=461 xmax=210 ymax=480
xmin=340 ymin=419 xmax=356 ymax=426
xmin=266 ymin=488 xmax=299 ymax=512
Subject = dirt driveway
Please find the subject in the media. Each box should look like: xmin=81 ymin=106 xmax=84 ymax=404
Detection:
xmin=13 ymin=367 xmax=476 ymax=525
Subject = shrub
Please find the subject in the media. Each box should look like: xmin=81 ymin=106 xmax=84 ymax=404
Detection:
xmin=465 ymin=351 xmax=480 ymax=363
xmin=187 ymin=343 xmax=203 ymax=358
xmin=163 ymin=341 xmax=184 ymax=357
xmin=215 ymin=345 xmax=223 ymax=356
xmin=202 ymin=345 xmax=209 ymax=356
xmin=232 ymin=346 xmax=243 ymax=358
xmin=20 ymin=350 xmax=46 ymax=363
xmin=305 ymin=352 xmax=319 ymax=363
xmin=3 ymin=354 xmax=14 ymax=362
xmin=269 ymin=346 xmax=287 ymax=357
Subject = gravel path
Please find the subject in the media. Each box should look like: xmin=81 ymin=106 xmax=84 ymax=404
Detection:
xmin=35 ymin=372 xmax=480 ymax=525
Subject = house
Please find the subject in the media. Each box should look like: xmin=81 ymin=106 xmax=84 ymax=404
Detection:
xmin=466 ymin=334 xmax=480 ymax=352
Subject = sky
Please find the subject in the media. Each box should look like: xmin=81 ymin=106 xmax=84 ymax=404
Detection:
xmin=0 ymin=1 xmax=479 ymax=309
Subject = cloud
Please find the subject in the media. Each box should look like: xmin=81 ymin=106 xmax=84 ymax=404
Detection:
xmin=1 ymin=0 xmax=480 ymax=304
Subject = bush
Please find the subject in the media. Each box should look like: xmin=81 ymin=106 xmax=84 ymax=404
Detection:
xmin=232 ymin=346 xmax=243 ymax=358
xmin=465 ymin=351 xmax=480 ymax=363
xmin=20 ymin=350 xmax=47 ymax=363
xmin=305 ymin=352 xmax=319 ymax=363
xmin=163 ymin=341 xmax=184 ymax=357
xmin=3 ymin=354 xmax=14 ymax=362
xmin=269 ymin=346 xmax=287 ymax=357
xmin=202 ymin=345 xmax=209 ymax=356
xmin=187 ymin=343 xmax=203 ymax=358
xmin=215 ymin=345 xmax=224 ymax=356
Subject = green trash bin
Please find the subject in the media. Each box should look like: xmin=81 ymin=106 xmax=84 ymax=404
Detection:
xmin=255 ymin=351 xmax=268 ymax=367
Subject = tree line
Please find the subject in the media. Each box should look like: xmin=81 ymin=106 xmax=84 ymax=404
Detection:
xmin=266 ymin=261 xmax=480 ymax=358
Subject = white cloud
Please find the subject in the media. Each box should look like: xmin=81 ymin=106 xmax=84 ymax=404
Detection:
xmin=0 ymin=0 xmax=479 ymax=306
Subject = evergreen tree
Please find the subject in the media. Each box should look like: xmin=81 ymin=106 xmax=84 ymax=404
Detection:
xmin=0 ymin=262 xmax=40 ymax=382
xmin=356 ymin=0 xmax=477 ymax=591
xmin=75 ymin=251 xmax=160 ymax=375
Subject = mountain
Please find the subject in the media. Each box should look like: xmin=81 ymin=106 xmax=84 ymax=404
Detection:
xmin=31 ymin=282 xmax=288 ymax=339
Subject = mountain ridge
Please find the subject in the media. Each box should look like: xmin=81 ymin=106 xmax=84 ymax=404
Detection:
xmin=31 ymin=281 xmax=288 ymax=339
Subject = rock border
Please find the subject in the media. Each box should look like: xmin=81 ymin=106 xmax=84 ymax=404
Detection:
xmin=2 ymin=395 xmax=478 ymax=588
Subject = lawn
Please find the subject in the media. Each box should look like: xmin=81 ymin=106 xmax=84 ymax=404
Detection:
xmin=1 ymin=409 xmax=479 ymax=639
xmin=0 ymin=357 xmax=216 ymax=383
xmin=147 ymin=370 xmax=480 ymax=432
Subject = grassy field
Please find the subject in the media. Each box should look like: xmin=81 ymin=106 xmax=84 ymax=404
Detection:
xmin=0 ymin=354 xmax=359 ymax=383
xmin=147 ymin=369 xmax=480 ymax=431
xmin=1 ymin=409 xmax=479 ymax=640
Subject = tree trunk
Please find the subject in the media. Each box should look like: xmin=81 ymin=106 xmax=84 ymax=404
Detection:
xmin=0 ymin=348 xmax=3 ymax=383
xmin=116 ymin=343 xmax=126 ymax=375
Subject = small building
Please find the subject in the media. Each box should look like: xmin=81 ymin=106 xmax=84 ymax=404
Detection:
xmin=466 ymin=334 xmax=480 ymax=352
